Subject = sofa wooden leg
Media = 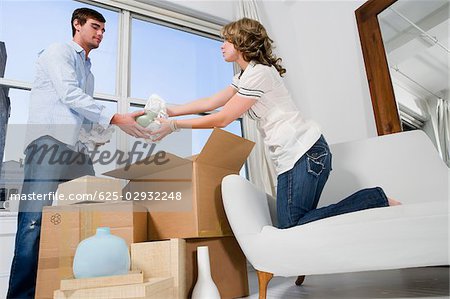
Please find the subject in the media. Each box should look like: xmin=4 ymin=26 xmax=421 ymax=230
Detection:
xmin=256 ymin=270 xmax=273 ymax=299
xmin=295 ymin=275 xmax=306 ymax=286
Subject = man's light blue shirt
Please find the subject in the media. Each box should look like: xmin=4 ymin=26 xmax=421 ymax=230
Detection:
xmin=26 ymin=40 xmax=113 ymax=148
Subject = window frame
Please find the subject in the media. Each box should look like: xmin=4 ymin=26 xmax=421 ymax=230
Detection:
xmin=0 ymin=0 xmax=246 ymax=175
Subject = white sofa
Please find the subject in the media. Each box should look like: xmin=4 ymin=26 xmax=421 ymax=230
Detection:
xmin=221 ymin=130 xmax=449 ymax=298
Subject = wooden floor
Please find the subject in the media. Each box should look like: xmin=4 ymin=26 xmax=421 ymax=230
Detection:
xmin=243 ymin=266 xmax=449 ymax=298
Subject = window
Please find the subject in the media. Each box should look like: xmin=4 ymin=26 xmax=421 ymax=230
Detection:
xmin=0 ymin=0 xmax=245 ymax=177
xmin=0 ymin=187 xmax=6 ymax=202
xmin=130 ymin=16 xmax=232 ymax=103
xmin=3 ymin=89 xmax=30 ymax=164
xmin=2 ymin=88 xmax=118 ymax=174
xmin=90 ymin=101 xmax=118 ymax=174
xmin=129 ymin=105 xmax=243 ymax=156
xmin=8 ymin=188 xmax=18 ymax=196
xmin=0 ymin=1 xmax=118 ymax=95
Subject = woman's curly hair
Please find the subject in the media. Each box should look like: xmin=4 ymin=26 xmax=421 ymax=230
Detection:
xmin=221 ymin=18 xmax=286 ymax=77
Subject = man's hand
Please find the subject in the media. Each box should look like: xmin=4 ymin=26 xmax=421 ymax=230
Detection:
xmin=110 ymin=111 xmax=152 ymax=139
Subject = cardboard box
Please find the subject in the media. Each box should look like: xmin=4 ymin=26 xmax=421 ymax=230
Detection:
xmin=131 ymin=239 xmax=186 ymax=299
xmin=131 ymin=237 xmax=249 ymax=299
xmin=185 ymin=237 xmax=249 ymax=299
xmin=59 ymin=270 xmax=144 ymax=291
xmin=54 ymin=277 xmax=174 ymax=299
xmin=105 ymin=129 xmax=255 ymax=240
xmin=55 ymin=176 xmax=124 ymax=206
xmin=36 ymin=202 xmax=148 ymax=299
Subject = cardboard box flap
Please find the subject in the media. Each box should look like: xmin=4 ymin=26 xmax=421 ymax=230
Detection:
xmin=194 ymin=129 xmax=255 ymax=170
xmin=104 ymin=153 xmax=190 ymax=179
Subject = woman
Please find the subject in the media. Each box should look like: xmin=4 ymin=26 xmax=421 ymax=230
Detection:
xmin=151 ymin=17 xmax=401 ymax=230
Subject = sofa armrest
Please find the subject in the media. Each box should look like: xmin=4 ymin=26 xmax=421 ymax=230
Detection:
xmin=222 ymin=175 xmax=274 ymax=236
xmin=266 ymin=193 xmax=278 ymax=227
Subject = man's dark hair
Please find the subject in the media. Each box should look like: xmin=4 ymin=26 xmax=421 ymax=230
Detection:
xmin=71 ymin=7 xmax=106 ymax=37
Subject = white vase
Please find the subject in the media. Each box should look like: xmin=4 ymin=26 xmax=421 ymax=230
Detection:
xmin=192 ymin=246 xmax=221 ymax=299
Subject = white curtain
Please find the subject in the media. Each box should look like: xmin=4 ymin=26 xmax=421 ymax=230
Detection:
xmin=236 ymin=0 xmax=278 ymax=196
xmin=238 ymin=0 xmax=260 ymax=20
xmin=426 ymin=96 xmax=450 ymax=167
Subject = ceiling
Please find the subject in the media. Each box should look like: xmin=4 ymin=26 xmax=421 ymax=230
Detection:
xmin=378 ymin=0 xmax=449 ymax=107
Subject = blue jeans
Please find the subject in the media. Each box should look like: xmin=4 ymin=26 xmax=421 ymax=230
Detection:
xmin=7 ymin=136 xmax=94 ymax=299
xmin=277 ymin=135 xmax=389 ymax=229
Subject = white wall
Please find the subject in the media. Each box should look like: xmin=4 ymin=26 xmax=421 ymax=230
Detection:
xmin=257 ymin=1 xmax=377 ymax=144
xmin=160 ymin=0 xmax=378 ymax=144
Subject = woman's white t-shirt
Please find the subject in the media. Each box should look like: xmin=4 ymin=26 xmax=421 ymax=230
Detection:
xmin=231 ymin=61 xmax=321 ymax=175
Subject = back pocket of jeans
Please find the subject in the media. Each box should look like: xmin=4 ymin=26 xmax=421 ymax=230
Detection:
xmin=306 ymin=145 xmax=328 ymax=177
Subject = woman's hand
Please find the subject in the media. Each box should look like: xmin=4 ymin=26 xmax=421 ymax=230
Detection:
xmin=150 ymin=118 xmax=174 ymax=142
xmin=166 ymin=106 xmax=176 ymax=117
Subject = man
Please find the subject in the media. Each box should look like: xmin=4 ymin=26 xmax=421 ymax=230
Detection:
xmin=7 ymin=8 xmax=149 ymax=298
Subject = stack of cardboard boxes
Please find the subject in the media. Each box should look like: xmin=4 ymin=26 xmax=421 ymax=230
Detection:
xmin=36 ymin=201 xmax=148 ymax=298
xmin=35 ymin=129 xmax=254 ymax=299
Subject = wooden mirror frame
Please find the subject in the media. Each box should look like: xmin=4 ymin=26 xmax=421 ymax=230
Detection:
xmin=356 ymin=0 xmax=402 ymax=135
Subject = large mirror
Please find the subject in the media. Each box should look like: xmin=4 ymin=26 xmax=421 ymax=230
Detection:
xmin=356 ymin=0 xmax=449 ymax=166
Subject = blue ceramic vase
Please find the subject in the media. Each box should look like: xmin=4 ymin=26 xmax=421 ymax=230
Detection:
xmin=73 ymin=227 xmax=130 ymax=278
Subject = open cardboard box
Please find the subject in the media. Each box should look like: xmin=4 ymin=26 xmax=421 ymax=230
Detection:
xmin=105 ymin=129 xmax=254 ymax=240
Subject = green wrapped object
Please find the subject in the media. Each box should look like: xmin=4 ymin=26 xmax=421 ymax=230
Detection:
xmin=135 ymin=110 xmax=158 ymax=127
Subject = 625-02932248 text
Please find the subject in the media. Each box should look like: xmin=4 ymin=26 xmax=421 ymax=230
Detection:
xmin=97 ymin=191 xmax=183 ymax=201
